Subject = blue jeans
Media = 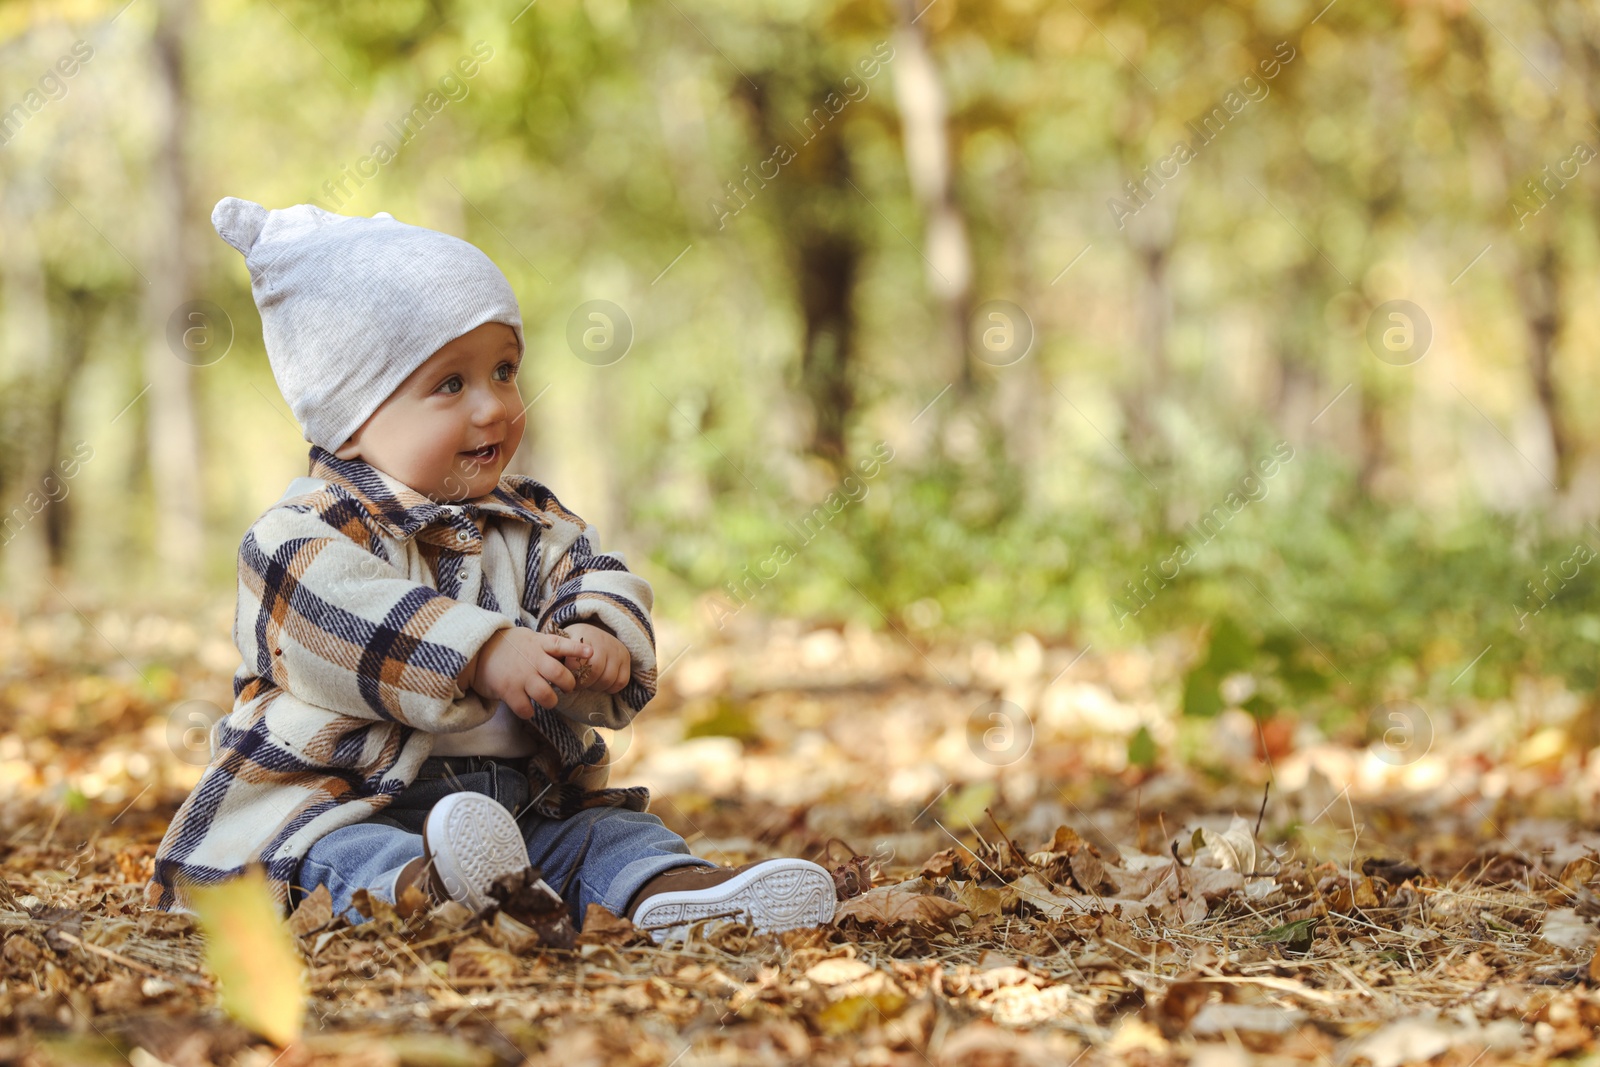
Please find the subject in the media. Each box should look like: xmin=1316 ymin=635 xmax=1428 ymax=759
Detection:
xmin=291 ymin=755 xmax=714 ymax=928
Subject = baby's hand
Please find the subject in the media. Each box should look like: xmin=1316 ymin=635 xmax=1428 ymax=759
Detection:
xmin=560 ymin=622 xmax=632 ymax=695
xmin=469 ymin=627 xmax=592 ymax=718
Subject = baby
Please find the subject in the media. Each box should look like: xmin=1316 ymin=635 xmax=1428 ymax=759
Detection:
xmin=144 ymin=197 xmax=836 ymax=942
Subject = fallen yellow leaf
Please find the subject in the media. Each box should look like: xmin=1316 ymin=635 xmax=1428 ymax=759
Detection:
xmin=189 ymin=868 xmax=305 ymax=1047
xmin=813 ymin=991 xmax=907 ymax=1035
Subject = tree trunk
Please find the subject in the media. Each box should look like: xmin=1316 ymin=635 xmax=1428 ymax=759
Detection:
xmin=1118 ymin=196 xmax=1177 ymax=467
xmin=142 ymin=0 xmax=204 ymax=597
xmin=41 ymin=288 xmax=99 ymax=570
xmin=0 ymin=180 xmax=54 ymax=600
xmin=1124 ymin=243 xmax=1171 ymax=460
xmin=796 ymin=235 xmax=858 ymax=466
xmin=1516 ymin=240 xmax=1571 ymax=491
xmin=733 ymin=67 xmax=864 ymax=474
xmin=890 ymin=0 xmax=974 ymax=395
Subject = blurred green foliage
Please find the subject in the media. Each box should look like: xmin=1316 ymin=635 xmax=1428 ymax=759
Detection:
xmin=3 ymin=0 xmax=1600 ymax=723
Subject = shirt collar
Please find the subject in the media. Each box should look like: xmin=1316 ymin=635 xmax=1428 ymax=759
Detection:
xmin=306 ymin=444 xmax=552 ymax=540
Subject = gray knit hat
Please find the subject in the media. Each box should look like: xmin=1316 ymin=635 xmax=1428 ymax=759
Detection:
xmin=211 ymin=197 xmax=524 ymax=452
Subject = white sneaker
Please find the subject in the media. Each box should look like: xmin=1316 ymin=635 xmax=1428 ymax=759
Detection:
xmin=421 ymin=791 xmax=533 ymax=914
xmin=627 ymin=858 xmax=837 ymax=943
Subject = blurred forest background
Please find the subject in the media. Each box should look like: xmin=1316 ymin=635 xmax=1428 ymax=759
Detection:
xmin=4 ymin=0 xmax=1600 ymax=736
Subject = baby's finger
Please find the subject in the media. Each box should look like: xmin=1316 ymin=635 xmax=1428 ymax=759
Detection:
xmin=504 ymin=691 xmax=535 ymax=719
xmin=541 ymin=659 xmax=578 ymax=693
xmin=527 ymin=678 xmax=560 ymax=711
xmin=547 ymin=635 xmax=593 ymax=661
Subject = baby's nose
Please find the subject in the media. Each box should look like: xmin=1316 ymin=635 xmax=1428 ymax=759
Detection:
xmin=473 ymin=389 xmax=509 ymax=422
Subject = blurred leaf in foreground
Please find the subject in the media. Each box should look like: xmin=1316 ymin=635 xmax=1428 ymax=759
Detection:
xmin=1128 ymin=725 xmax=1158 ymax=769
xmin=190 ymin=866 xmax=305 ymax=1047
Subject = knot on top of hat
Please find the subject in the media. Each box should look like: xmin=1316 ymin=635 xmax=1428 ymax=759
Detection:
xmin=211 ymin=197 xmax=269 ymax=256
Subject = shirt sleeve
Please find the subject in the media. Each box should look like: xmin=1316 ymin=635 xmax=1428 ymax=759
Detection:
xmin=530 ymin=500 xmax=657 ymax=731
xmin=236 ymin=488 xmax=514 ymax=732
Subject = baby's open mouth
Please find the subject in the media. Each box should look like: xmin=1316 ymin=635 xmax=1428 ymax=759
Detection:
xmin=461 ymin=444 xmax=499 ymax=464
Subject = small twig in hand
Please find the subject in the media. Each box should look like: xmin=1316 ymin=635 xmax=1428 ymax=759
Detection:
xmin=1170 ymin=839 xmax=1188 ymax=868
xmin=555 ymin=626 xmax=595 ymax=687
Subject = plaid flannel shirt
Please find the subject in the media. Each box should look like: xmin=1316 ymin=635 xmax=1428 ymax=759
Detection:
xmin=145 ymin=445 xmax=657 ymax=914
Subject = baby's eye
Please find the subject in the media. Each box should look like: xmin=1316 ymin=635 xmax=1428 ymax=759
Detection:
xmin=437 ymin=375 xmax=463 ymax=395
xmin=495 ymin=361 xmax=519 ymax=382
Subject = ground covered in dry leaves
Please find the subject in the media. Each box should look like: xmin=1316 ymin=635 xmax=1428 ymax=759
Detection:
xmin=2 ymin=602 xmax=1599 ymax=1066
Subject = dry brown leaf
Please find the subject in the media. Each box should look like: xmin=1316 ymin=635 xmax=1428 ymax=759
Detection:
xmin=1104 ymin=859 xmax=1179 ymax=898
xmin=1193 ymin=814 xmax=1261 ymax=873
xmin=1180 ymin=866 xmax=1246 ymax=903
xmin=489 ymin=909 xmax=543 ymax=954
xmin=287 ymin=883 xmax=333 ymax=938
xmin=349 ymin=887 xmax=402 ymax=929
xmin=301 ymin=1032 xmax=497 ymax=1067
xmin=4 ymin=934 xmax=43 ymax=966
xmin=1559 ymin=857 xmax=1600 ymax=891
xmin=395 ymin=883 xmax=432 ymax=919
xmin=1350 ymin=1017 xmax=1460 ymax=1067
xmin=956 ymin=963 xmax=1038 ymax=994
xmin=1009 ymin=872 xmax=1101 ymax=917
xmin=1014 ymin=860 xmax=1241 ymax=927
xmin=833 ymin=882 xmax=967 ymax=931
xmin=830 ymin=853 xmax=876 ymax=899
xmin=919 ymin=849 xmax=960 ymax=879
xmin=488 ymin=869 xmax=576 ymax=948
xmin=89 ymin=975 xmax=146 ymax=1013
xmin=555 ymin=627 xmax=595 ymax=687
xmin=577 ymin=903 xmax=642 ymax=946
xmin=1189 ymin=1001 xmax=1306 ymax=1039
xmin=1539 ymin=908 xmax=1598 ymax=952
xmin=1363 ymin=856 xmax=1425 ymax=884
xmin=1153 ymin=979 xmax=1213 ymax=1030
xmin=1040 ymin=825 xmax=1087 ymax=854
xmin=447 ymin=937 xmax=517 ymax=980
xmin=954 ymin=881 xmax=1016 ymax=918
xmin=805 ymin=957 xmax=874 ymax=985
xmin=1068 ymin=848 xmax=1108 ymax=894
xmin=937 ymin=1022 xmax=1064 ymax=1065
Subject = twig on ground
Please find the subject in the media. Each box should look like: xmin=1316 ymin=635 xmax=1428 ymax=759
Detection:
xmin=55 ymin=929 xmax=213 ymax=989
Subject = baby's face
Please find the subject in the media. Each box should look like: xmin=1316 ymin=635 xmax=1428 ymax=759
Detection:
xmin=335 ymin=322 xmax=524 ymax=503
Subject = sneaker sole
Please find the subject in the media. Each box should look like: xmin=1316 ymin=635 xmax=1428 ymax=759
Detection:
xmin=632 ymin=858 xmax=836 ymax=943
xmin=423 ymin=791 xmax=530 ymax=914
